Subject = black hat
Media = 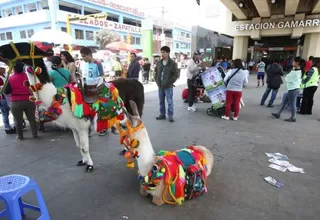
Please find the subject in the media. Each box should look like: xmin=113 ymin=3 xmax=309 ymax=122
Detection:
xmin=194 ymin=50 xmax=202 ymax=56
xmin=160 ymin=46 xmax=171 ymax=54
xmin=0 ymin=42 xmax=52 ymax=61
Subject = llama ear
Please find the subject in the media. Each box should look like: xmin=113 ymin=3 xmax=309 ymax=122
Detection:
xmin=129 ymin=100 xmax=140 ymax=118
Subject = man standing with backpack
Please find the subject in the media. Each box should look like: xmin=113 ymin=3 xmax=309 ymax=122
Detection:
xmin=260 ymin=59 xmax=284 ymax=107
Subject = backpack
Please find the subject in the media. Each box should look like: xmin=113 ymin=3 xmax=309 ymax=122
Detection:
xmin=184 ymin=164 xmax=207 ymax=200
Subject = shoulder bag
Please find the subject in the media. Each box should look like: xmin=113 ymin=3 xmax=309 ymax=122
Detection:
xmin=225 ymin=68 xmax=241 ymax=86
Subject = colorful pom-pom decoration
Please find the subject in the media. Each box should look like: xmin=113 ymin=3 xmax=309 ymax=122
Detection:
xmin=124 ymin=151 xmax=131 ymax=159
xmin=29 ymin=96 xmax=36 ymax=102
xmin=35 ymin=100 xmax=42 ymax=106
xmin=23 ymin=80 xmax=30 ymax=87
xmin=35 ymin=83 xmax=43 ymax=90
xmin=153 ymin=164 xmax=159 ymax=172
xmin=117 ymin=113 xmax=124 ymax=121
xmin=34 ymin=67 xmax=42 ymax=75
xmin=127 ymin=162 xmax=135 ymax=169
xmin=26 ymin=66 xmax=34 ymax=74
xmin=131 ymin=139 xmax=140 ymax=148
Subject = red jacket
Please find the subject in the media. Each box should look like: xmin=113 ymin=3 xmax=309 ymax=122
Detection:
xmin=9 ymin=73 xmax=31 ymax=102
xmin=304 ymin=60 xmax=312 ymax=73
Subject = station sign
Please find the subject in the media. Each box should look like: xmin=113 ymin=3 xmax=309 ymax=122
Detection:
xmin=235 ymin=18 xmax=320 ymax=31
xmin=72 ymin=18 xmax=142 ymax=34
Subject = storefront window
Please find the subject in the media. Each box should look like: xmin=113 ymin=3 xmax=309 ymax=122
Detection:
xmin=86 ymin=31 xmax=94 ymax=41
xmin=6 ymin=32 xmax=12 ymax=40
xmin=0 ymin=33 xmax=5 ymax=41
xmin=75 ymin=29 xmax=84 ymax=39
xmin=61 ymin=27 xmax=67 ymax=33
xmin=20 ymin=30 xmax=27 ymax=39
xmin=130 ymin=36 xmax=141 ymax=45
xmin=27 ymin=29 xmax=34 ymax=38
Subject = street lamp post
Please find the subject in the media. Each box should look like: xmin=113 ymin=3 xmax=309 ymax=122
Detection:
xmin=66 ymin=12 xmax=108 ymax=53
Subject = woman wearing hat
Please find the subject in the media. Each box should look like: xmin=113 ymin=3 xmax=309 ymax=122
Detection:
xmin=186 ymin=51 xmax=203 ymax=112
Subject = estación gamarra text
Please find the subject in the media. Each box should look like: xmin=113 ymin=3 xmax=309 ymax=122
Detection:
xmin=235 ymin=18 xmax=320 ymax=31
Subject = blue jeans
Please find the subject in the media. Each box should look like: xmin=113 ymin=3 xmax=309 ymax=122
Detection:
xmin=0 ymin=99 xmax=12 ymax=130
xmin=158 ymin=87 xmax=174 ymax=118
xmin=278 ymin=89 xmax=300 ymax=119
xmin=261 ymin=86 xmax=278 ymax=105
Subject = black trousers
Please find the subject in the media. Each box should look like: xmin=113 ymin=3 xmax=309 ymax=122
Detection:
xmin=300 ymin=86 xmax=318 ymax=114
xmin=143 ymin=71 xmax=149 ymax=82
xmin=187 ymin=79 xmax=197 ymax=107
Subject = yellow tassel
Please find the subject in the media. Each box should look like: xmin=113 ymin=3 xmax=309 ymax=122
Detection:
xmin=127 ymin=162 xmax=135 ymax=169
xmin=70 ymin=90 xmax=76 ymax=112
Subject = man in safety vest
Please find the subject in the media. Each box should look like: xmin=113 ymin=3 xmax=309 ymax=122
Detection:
xmin=300 ymin=57 xmax=320 ymax=115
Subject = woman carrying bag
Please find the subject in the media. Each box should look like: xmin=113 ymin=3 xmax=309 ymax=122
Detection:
xmin=221 ymin=59 xmax=248 ymax=121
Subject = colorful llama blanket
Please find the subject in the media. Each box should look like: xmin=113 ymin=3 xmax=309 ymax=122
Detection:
xmin=139 ymin=146 xmax=208 ymax=205
xmin=45 ymin=82 xmax=125 ymax=132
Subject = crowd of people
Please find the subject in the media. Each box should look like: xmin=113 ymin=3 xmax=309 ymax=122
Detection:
xmin=1 ymin=45 xmax=319 ymax=139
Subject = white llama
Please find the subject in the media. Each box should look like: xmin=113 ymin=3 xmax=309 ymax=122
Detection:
xmin=119 ymin=101 xmax=214 ymax=206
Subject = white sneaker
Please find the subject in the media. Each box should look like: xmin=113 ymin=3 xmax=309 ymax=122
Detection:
xmin=187 ymin=106 xmax=197 ymax=112
xmin=233 ymin=117 xmax=238 ymax=121
xmin=221 ymin=115 xmax=230 ymax=120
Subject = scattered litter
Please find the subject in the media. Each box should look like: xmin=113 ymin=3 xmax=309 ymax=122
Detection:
xmin=268 ymin=158 xmax=290 ymax=167
xmin=50 ymin=139 xmax=60 ymax=142
xmin=122 ymin=216 xmax=129 ymax=219
xmin=265 ymin=152 xmax=289 ymax=161
xmin=266 ymin=152 xmax=305 ymax=173
xmin=287 ymin=164 xmax=305 ymax=173
xmin=269 ymin=164 xmax=287 ymax=172
xmin=264 ymin=176 xmax=284 ymax=188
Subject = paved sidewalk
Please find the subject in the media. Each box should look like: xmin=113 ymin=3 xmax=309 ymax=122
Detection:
xmin=0 ymin=75 xmax=319 ymax=220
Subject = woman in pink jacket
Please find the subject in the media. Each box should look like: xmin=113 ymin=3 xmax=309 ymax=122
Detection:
xmin=5 ymin=61 xmax=38 ymax=140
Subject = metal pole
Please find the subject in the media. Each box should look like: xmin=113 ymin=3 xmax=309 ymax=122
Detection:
xmin=66 ymin=14 xmax=73 ymax=53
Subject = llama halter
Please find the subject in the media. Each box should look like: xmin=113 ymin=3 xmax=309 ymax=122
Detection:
xmin=116 ymin=119 xmax=145 ymax=168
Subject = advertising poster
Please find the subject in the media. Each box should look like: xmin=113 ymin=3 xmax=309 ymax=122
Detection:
xmin=201 ymin=67 xmax=227 ymax=109
xmin=201 ymin=67 xmax=224 ymax=92
xmin=207 ymin=86 xmax=226 ymax=109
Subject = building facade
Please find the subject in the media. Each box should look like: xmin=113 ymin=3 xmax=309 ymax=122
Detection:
xmin=218 ymin=0 xmax=320 ymax=61
xmin=191 ymin=26 xmax=233 ymax=59
xmin=0 ymin=0 xmax=191 ymax=54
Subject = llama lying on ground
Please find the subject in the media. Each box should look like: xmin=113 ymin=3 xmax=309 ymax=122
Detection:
xmin=0 ymin=42 xmax=145 ymax=172
xmin=116 ymin=100 xmax=214 ymax=206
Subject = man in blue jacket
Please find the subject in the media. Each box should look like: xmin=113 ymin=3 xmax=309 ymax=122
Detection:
xmin=127 ymin=53 xmax=140 ymax=80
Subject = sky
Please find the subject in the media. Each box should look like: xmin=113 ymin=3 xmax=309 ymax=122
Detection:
xmin=115 ymin=0 xmax=230 ymax=31
xmin=116 ymin=0 xmax=200 ymax=25
xmin=0 ymin=0 xmax=231 ymax=33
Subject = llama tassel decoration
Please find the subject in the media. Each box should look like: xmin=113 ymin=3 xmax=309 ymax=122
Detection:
xmin=123 ymin=138 xmax=140 ymax=169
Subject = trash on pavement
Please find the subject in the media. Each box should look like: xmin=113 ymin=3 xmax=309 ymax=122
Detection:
xmin=269 ymin=164 xmax=287 ymax=172
xmin=264 ymin=176 xmax=284 ymax=188
xmin=287 ymin=164 xmax=305 ymax=173
xmin=266 ymin=153 xmax=305 ymax=173
xmin=265 ymin=152 xmax=289 ymax=161
xmin=268 ymin=158 xmax=290 ymax=167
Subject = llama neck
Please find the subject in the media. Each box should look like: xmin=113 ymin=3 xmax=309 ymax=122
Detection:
xmin=37 ymin=83 xmax=56 ymax=108
xmin=134 ymin=129 xmax=156 ymax=176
